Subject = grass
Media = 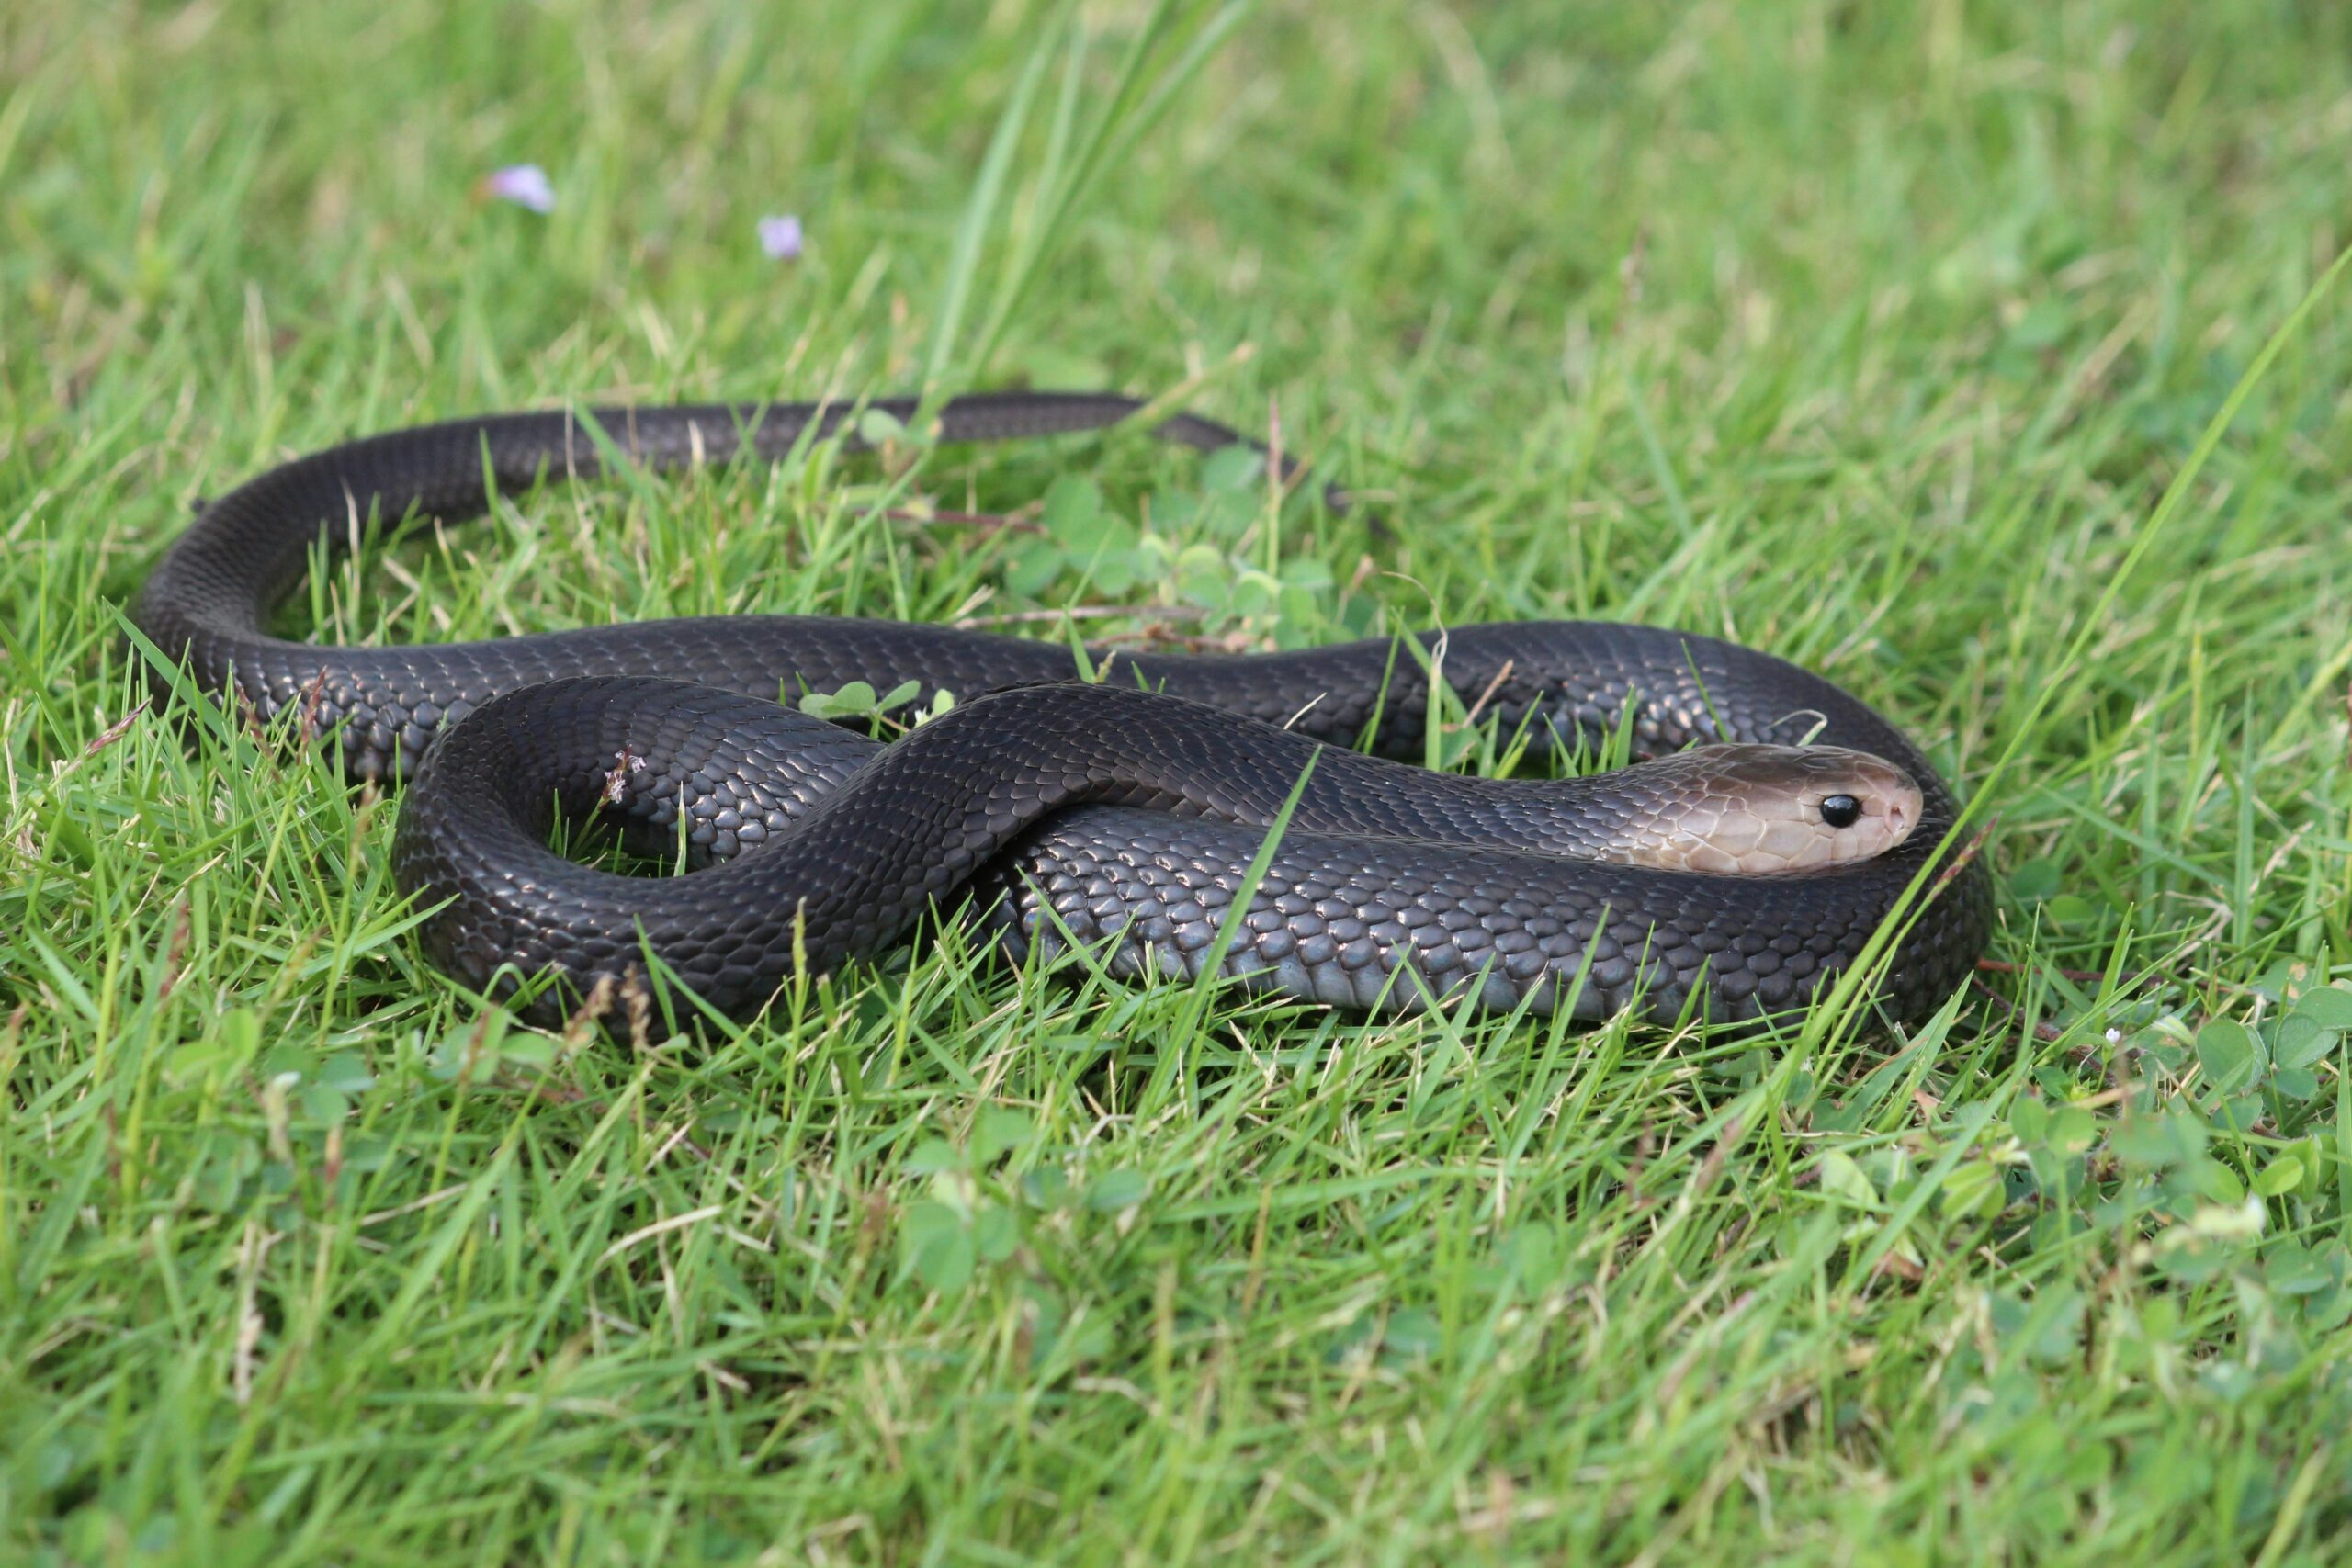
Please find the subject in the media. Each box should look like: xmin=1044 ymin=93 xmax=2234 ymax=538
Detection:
xmin=5 ymin=0 xmax=2352 ymax=1561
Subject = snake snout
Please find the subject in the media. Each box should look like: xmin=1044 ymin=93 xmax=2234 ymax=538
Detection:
xmin=1796 ymin=749 xmax=1924 ymax=868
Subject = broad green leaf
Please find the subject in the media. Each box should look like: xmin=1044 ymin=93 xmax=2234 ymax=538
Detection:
xmin=2196 ymin=1021 xmax=2260 ymax=1094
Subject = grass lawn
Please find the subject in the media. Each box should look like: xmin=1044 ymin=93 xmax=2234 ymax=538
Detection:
xmin=6 ymin=0 xmax=2352 ymax=1561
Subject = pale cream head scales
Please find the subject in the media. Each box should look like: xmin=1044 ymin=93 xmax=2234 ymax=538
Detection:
xmin=1605 ymin=743 xmax=1923 ymax=875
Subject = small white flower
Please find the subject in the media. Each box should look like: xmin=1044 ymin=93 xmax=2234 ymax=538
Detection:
xmin=482 ymin=164 xmax=556 ymax=213
xmin=757 ymin=213 xmax=804 ymax=260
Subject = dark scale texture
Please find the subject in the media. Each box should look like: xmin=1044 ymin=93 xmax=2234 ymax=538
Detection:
xmin=133 ymin=394 xmax=1992 ymax=1030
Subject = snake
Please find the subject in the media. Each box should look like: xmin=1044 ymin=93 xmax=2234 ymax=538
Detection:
xmin=130 ymin=391 xmax=1991 ymax=1030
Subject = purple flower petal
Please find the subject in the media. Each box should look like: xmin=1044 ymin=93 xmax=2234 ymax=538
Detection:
xmin=482 ymin=164 xmax=556 ymax=214
xmin=757 ymin=214 xmax=804 ymax=261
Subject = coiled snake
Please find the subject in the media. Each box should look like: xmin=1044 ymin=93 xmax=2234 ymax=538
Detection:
xmin=131 ymin=392 xmax=1990 ymax=1029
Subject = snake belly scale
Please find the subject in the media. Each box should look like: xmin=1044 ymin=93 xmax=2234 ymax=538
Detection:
xmin=130 ymin=391 xmax=1991 ymax=1028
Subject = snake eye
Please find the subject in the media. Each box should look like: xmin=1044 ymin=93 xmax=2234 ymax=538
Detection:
xmin=1819 ymin=794 xmax=1862 ymax=829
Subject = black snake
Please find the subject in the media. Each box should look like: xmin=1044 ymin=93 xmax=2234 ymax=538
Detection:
xmin=130 ymin=392 xmax=1991 ymax=1029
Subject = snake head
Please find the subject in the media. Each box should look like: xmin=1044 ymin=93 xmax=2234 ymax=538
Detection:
xmin=1614 ymin=744 xmax=1924 ymax=874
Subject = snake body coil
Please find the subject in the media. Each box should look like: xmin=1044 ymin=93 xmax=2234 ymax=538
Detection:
xmin=132 ymin=392 xmax=1991 ymax=1028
